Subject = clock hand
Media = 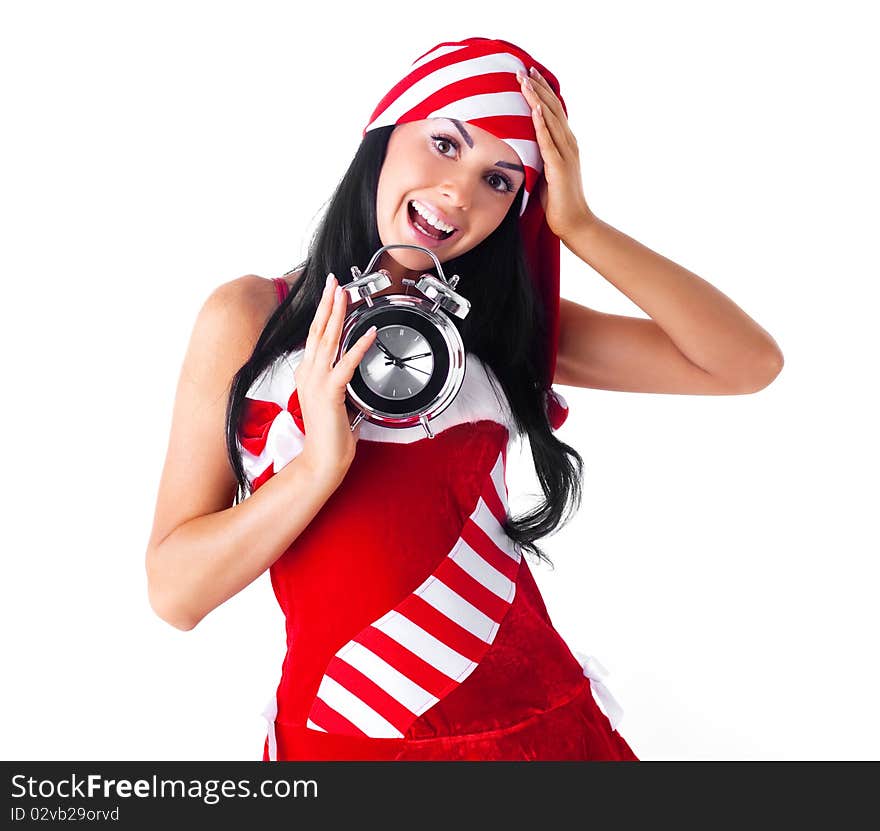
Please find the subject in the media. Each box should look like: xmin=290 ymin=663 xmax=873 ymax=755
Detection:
xmin=375 ymin=342 xmax=394 ymax=359
xmin=374 ymin=336 xmax=401 ymax=362
xmin=381 ymin=358 xmax=431 ymax=377
xmin=385 ymin=353 xmax=431 ymax=366
xmin=374 ymin=335 xmax=411 ymax=369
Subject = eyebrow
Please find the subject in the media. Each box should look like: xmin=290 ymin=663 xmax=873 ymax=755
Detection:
xmin=446 ymin=118 xmax=525 ymax=174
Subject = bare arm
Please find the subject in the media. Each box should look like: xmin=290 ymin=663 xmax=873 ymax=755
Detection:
xmin=144 ymin=274 xmax=342 ymax=630
xmin=555 ymin=297 xmax=781 ymax=395
xmin=557 ymin=215 xmax=784 ymax=394
xmin=148 ymin=453 xmax=339 ymax=631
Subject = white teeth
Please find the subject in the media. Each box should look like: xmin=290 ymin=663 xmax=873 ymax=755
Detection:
xmin=411 ymin=200 xmax=455 ymax=233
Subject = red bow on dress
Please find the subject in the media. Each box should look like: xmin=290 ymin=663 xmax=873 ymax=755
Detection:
xmin=238 ymin=389 xmax=307 ymax=489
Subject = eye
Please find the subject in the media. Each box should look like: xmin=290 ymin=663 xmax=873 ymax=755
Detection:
xmin=487 ymin=172 xmax=515 ymax=193
xmin=429 ymin=134 xmax=516 ymax=194
xmin=430 ymin=134 xmax=458 ymax=158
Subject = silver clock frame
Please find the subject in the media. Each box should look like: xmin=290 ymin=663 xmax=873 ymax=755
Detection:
xmin=336 ymin=244 xmax=472 ymax=439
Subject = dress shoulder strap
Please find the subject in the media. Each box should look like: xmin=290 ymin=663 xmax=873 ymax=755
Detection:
xmin=272 ymin=276 xmax=290 ymax=306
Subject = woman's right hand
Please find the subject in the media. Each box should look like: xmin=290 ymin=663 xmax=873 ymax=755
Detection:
xmin=296 ymin=273 xmax=377 ymax=486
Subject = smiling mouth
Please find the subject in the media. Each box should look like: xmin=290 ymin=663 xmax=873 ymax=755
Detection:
xmin=407 ymin=200 xmax=457 ymax=241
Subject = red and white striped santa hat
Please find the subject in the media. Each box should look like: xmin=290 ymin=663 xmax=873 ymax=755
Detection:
xmin=363 ymin=36 xmax=570 ymax=431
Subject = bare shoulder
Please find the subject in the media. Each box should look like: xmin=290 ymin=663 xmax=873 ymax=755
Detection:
xmin=171 ymin=276 xmax=274 ymax=409
xmin=213 ymin=274 xmax=277 ymax=324
xmin=239 ymin=268 xmax=307 ymax=315
xmin=201 ymin=267 xmax=308 ymax=338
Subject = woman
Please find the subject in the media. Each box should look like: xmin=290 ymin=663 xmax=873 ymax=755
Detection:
xmin=145 ymin=37 xmax=783 ymax=761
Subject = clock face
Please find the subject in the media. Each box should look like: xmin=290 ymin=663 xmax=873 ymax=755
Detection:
xmin=346 ymin=301 xmax=454 ymax=420
xmin=360 ymin=325 xmax=435 ymax=400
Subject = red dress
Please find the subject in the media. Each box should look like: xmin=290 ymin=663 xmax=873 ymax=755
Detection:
xmin=236 ymin=276 xmax=639 ymax=761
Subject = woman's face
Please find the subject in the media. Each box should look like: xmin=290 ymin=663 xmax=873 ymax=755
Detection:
xmin=374 ymin=118 xmax=526 ymax=280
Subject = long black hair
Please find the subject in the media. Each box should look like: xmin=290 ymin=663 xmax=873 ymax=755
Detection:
xmin=225 ymin=125 xmax=583 ymax=567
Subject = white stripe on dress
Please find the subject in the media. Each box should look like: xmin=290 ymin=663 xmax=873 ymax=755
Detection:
xmin=316 ymin=675 xmax=405 ymax=739
xmin=415 ymin=577 xmax=499 ymax=642
xmin=472 ymin=497 xmax=520 ymax=562
xmin=337 ymin=640 xmax=439 ymax=715
xmin=489 ymin=451 xmax=509 ymax=511
xmin=451 ymin=540 xmax=515 ymax=600
xmin=373 ymin=611 xmax=477 ymax=681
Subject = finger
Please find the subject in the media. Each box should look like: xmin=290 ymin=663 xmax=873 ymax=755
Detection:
xmin=334 ymin=324 xmax=377 ymax=381
xmin=534 ymin=92 xmax=578 ymax=156
xmin=532 ymin=102 xmax=564 ymax=167
xmin=319 ymin=283 xmax=348 ymax=365
xmin=518 ymin=71 xmax=576 ymax=158
xmin=518 ymin=68 xmax=564 ymax=124
xmin=525 ymin=66 xmax=553 ymax=95
xmin=527 ymin=67 xmax=568 ymax=119
xmin=519 ymin=77 xmax=564 ymax=155
xmin=304 ymin=273 xmax=336 ymax=362
xmin=333 ymin=325 xmax=377 ymax=382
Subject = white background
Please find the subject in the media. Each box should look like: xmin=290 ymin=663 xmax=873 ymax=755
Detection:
xmin=1 ymin=0 xmax=876 ymax=761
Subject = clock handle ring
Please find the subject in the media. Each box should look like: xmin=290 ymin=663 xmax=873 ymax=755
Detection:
xmin=361 ymin=244 xmax=457 ymax=286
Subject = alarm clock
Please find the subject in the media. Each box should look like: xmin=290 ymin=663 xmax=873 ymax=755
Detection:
xmin=336 ymin=243 xmax=471 ymax=439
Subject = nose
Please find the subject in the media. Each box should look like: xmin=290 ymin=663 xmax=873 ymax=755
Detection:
xmin=438 ymin=169 xmax=477 ymax=211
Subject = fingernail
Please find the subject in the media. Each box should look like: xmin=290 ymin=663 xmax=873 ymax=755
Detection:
xmin=326 ymin=272 xmax=335 ymax=287
xmin=334 ymin=285 xmax=342 ymax=301
xmin=529 ymin=66 xmax=539 ymax=77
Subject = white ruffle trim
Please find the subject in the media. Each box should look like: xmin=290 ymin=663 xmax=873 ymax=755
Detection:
xmin=261 ymin=694 xmax=278 ymax=762
xmin=571 ymin=649 xmax=625 ymax=732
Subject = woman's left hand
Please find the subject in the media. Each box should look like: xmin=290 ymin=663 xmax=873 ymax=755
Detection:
xmin=517 ymin=66 xmax=594 ymax=241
